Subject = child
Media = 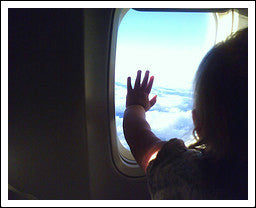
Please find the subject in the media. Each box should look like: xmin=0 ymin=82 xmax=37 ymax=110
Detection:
xmin=123 ymin=28 xmax=248 ymax=199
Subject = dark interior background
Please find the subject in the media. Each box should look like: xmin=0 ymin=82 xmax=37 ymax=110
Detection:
xmin=8 ymin=9 xmax=90 ymax=199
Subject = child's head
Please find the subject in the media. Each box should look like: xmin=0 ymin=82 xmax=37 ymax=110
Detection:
xmin=189 ymin=28 xmax=248 ymax=159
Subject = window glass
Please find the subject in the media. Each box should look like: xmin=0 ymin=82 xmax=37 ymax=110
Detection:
xmin=115 ymin=9 xmax=216 ymax=149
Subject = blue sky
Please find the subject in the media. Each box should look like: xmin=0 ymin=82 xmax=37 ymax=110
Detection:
xmin=118 ymin=10 xmax=211 ymax=48
xmin=115 ymin=9 xmax=216 ymax=149
xmin=115 ymin=9 xmax=216 ymax=90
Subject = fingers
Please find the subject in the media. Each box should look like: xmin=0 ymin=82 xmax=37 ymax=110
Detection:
xmin=149 ymin=95 xmax=157 ymax=108
xmin=141 ymin=70 xmax=149 ymax=89
xmin=134 ymin=70 xmax=142 ymax=89
xmin=146 ymin=76 xmax=154 ymax=94
xmin=129 ymin=70 xmax=154 ymax=93
xmin=127 ymin=77 xmax=132 ymax=93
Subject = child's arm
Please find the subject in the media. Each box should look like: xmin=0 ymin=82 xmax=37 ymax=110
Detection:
xmin=123 ymin=70 xmax=166 ymax=173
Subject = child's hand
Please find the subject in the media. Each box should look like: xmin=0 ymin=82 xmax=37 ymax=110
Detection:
xmin=126 ymin=70 xmax=157 ymax=111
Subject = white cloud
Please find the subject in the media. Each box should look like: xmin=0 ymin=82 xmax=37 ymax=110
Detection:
xmin=115 ymin=116 xmax=129 ymax=149
xmin=147 ymin=109 xmax=194 ymax=141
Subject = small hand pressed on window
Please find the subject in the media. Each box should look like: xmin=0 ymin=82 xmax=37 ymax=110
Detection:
xmin=126 ymin=70 xmax=157 ymax=112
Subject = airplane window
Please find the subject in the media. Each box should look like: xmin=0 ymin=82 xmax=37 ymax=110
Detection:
xmin=115 ymin=9 xmax=216 ymax=150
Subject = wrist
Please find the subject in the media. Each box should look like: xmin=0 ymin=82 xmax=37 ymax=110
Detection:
xmin=124 ymin=104 xmax=146 ymax=120
xmin=125 ymin=104 xmax=146 ymax=111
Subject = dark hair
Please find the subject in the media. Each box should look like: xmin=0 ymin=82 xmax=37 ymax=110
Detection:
xmin=189 ymin=28 xmax=248 ymax=160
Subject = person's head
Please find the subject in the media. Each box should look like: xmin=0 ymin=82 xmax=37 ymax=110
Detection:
xmin=189 ymin=28 xmax=248 ymax=160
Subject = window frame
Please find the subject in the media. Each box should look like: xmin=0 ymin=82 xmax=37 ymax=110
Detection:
xmin=109 ymin=8 xmax=145 ymax=177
